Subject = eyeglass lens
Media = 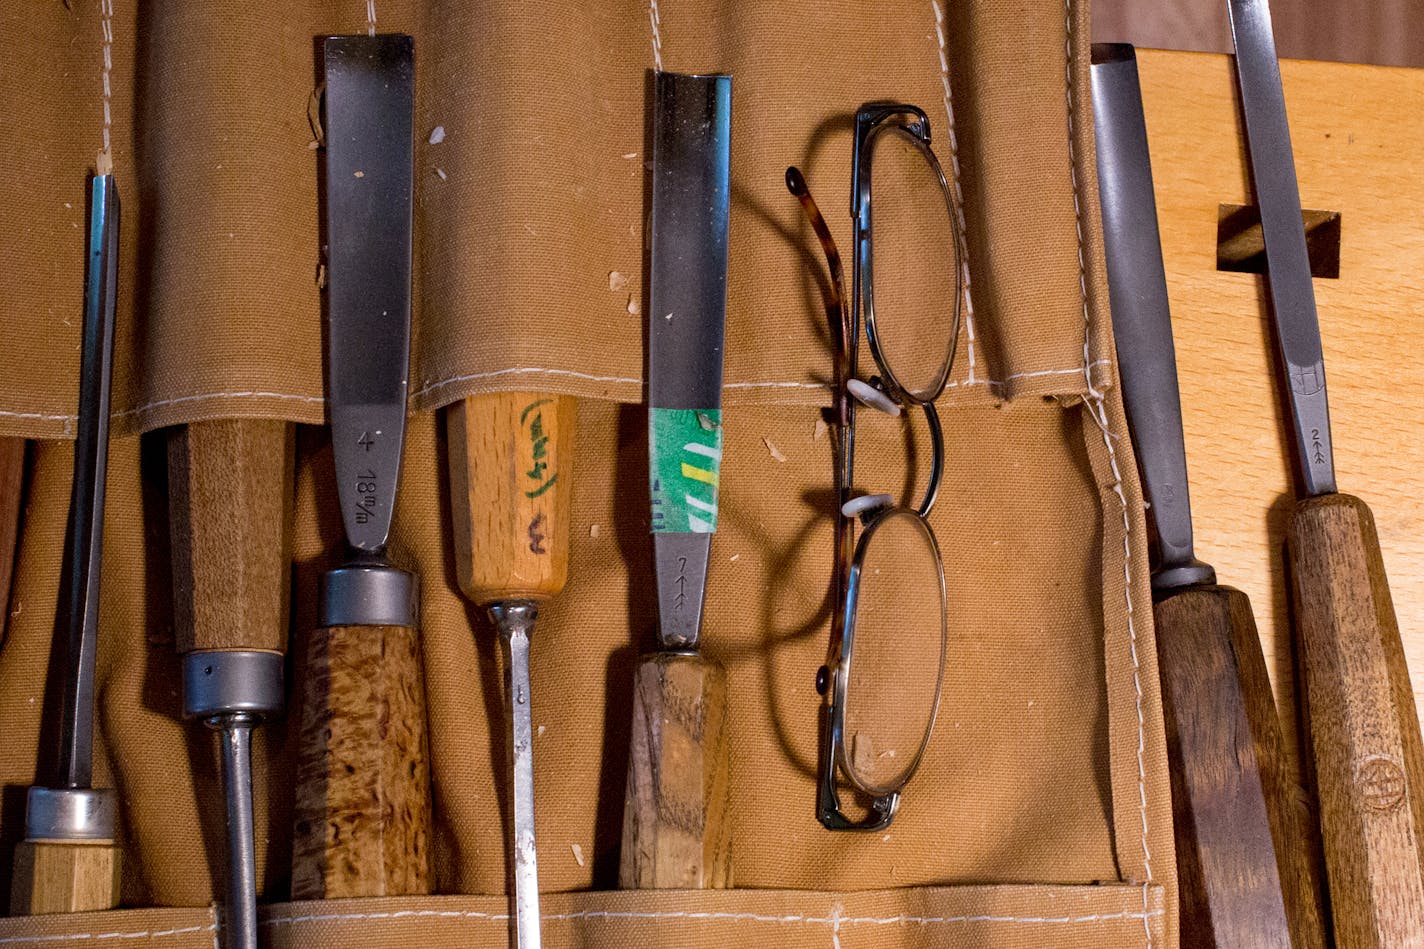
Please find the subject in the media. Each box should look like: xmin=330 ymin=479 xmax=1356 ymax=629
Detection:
xmin=864 ymin=126 xmax=960 ymax=403
xmin=841 ymin=508 xmax=945 ymax=794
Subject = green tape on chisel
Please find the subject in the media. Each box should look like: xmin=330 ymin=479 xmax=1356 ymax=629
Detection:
xmin=649 ymin=408 xmax=722 ymax=533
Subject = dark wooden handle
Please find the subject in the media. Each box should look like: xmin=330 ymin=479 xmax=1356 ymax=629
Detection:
xmin=290 ymin=622 xmax=432 ymax=899
xmin=447 ymin=392 xmax=576 ymax=605
xmin=619 ymin=652 xmax=731 ymax=889
xmin=167 ymin=419 xmax=294 ymax=655
xmin=1155 ymin=585 xmax=1327 ymax=949
xmin=9 ymin=839 xmax=121 ymax=915
xmin=1288 ymin=492 xmax=1424 ymax=947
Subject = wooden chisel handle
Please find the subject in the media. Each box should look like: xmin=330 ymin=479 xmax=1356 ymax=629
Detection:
xmin=1289 ymin=492 xmax=1424 ymax=947
xmin=290 ymin=616 xmax=430 ymax=899
xmin=619 ymin=652 xmax=731 ymax=889
xmin=1155 ymin=585 xmax=1326 ymax=949
xmin=168 ymin=419 xmax=293 ymax=658
xmin=447 ymin=391 xmax=576 ymax=604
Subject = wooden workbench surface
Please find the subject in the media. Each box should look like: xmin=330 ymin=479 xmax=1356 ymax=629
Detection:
xmin=1135 ymin=48 xmax=1424 ymax=771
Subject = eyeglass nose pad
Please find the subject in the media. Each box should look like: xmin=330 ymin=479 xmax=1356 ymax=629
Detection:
xmin=842 ymin=493 xmax=894 ymax=524
xmin=847 ymin=378 xmax=901 ymax=417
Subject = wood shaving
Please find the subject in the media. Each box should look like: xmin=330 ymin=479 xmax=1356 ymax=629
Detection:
xmin=538 ymin=724 xmax=546 ymax=737
xmin=627 ymin=296 xmax=640 ymax=316
xmin=696 ymin=411 xmax=719 ymax=432
xmin=608 ymin=271 xmax=628 ymax=292
xmin=316 ymin=264 xmax=327 ymax=290
xmin=571 ymin=843 xmax=585 ymax=867
xmin=589 ymin=524 xmax=600 ymax=538
xmin=763 ymin=437 xmax=786 ymax=462
xmin=429 ymin=126 xmax=446 ymax=144
xmin=729 ymin=554 xmax=740 ymax=562
xmin=622 ymin=151 xmax=637 ymax=159
xmin=813 ymin=417 xmax=829 ymax=441
xmin=435 ymin=167 xmax=447 ymax=180
xmin=353 ymin=170 xmax=365 ymax=178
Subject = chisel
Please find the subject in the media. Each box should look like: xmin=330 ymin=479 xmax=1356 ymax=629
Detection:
xmin=447 ymin=389 xmax=576 ymax=947
xmin=167 ymin=418 xmax=292 ymax=949
xmin=618 ymin=71 xmax=733 ymax=890
xmin=1092 ymin=43 xmax=1326 ymax=948
xmin=1228 ymin=2 xmax=1424 ymax=944
xmin=0 ymin=437 xmax=26 ymax=645
xmin=10 ymin=170 xmax=121 ymax=915
xmin=291 ymin=33 xmax=431 ymax=900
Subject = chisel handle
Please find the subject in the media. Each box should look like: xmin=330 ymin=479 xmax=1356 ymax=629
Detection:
xmin=168 ymin=419 xmax=293 ymax=658
xmin=619 ymin=652 xmax=731 ymax=889
xmin=10 ymin=839 xmax=121 ymax=915
xmin=1288 ymin=492 xmax=1424 ymax=947
xmin=1155 ymin=585 xmax=1326 ymax=949
xmin=291 ymin=615 xmax=431 ymax=899
xmin=447 ymin=392 xmax=576 ymax=605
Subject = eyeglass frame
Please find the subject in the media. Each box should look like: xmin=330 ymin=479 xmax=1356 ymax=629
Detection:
xmin=789 ymin=102 xmax=961 ymax=831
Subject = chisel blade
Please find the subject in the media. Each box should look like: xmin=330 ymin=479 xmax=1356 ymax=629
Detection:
xmin=57 ymin=173 xmax=119 ymax=789
xmin=647 ymin=72 xmax=731 ymax=651
xmin=1227 ymin=0 xmax=1336 ymax=497
xmin=323 ymin=34 xmax=415 ymax=553
xmin=1090 ymin=44 xmax=1215 ymax=594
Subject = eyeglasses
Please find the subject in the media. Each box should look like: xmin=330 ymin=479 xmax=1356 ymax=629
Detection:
xmin=787 ymin=102 xmax=961 ymax=831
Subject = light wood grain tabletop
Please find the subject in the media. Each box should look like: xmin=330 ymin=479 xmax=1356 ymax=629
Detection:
xmin=1134 ymin=48 xmax=1424 ymax=776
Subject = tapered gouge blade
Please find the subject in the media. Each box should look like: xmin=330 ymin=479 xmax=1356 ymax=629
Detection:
xmin=1227 ymin=4 xmax=1424 ymax=944
xmin=619 ymin=71 xmax=733 ymax=891
xmin=291 ymin=33 xmax=432 ymax=901
xmin=1092 ymin=43 xmax=1326 ymax=949
xmin=11 ymin=171 xmax=122 ymax=916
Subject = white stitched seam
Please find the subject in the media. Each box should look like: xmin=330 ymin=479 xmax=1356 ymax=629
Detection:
xmin=252 ymin=907 xmax=1166 ymax=927
xmin=0 ymin=906 xmax=1165 ymax=942
xmin=409 ymin=360 xmax=1111 ymax=402
xmin=930 ymin=0 xmax=979 ymax=386
xmin=9 ymin=361 xmax=1114 ymax=430
xmin=648 ymin=0 xmax=664 ymax=72
xmin=0 ymin=924 xmax=217 ymax=945
xmin=1061 ymin=0 xmax=1153 ymax=945
xmin=366 ymin=0 xmax=376 ymax=36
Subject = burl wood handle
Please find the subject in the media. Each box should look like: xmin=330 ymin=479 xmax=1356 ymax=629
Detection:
xmin=1155 ymin=585 xmax=1327 ymax=949
xmin=9 ymin=840 xmax=121 ymax=914
xmin=290 ymin=621 xmax=432 ymax=899
xmin=447 ymin=392 xmax=576 ymax=604
xmin=1288 ymin=492 xmax=1424 ymax=947
xmin=619 ymin=652 xmax=731 ymax=889
xmin=167 ymin=419 xmax=294 ymax=655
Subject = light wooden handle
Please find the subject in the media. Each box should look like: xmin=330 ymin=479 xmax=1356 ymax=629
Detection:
xmin=9 ymin=839 xmax=121 ymax=915
xmin=290 ymin=622 xmax=432 ymax=899
xmin=167 ymin=419 xmax=294 ymax=655
xmin=619 ymin=652 xmax=731 ymax=889
xmin=1289 ymin=492 xmax=1424 ymax=947
xmin=447 ymin=392 xmax=576 ymax=604
xmin=1155 ymin=585 xmax=1327 ymax=949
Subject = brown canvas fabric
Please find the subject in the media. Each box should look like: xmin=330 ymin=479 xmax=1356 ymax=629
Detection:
xmin=0 ymin=0 xmax=1177 ymax=946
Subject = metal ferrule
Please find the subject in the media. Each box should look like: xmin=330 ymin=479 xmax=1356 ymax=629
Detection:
xmin=24 ymin=786 xmax=116 ymax=841
xmin=320 ymin=561 xmax=418 ymax=628
xmin=181 ymin=650 xmax=285 ymax=720
xmin=487 ymin=599 xmax=538 ymax=644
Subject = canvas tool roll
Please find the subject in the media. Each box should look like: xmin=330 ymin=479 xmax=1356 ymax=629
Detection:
xmin=0 ymin=0 xmax=1175 ymax=946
